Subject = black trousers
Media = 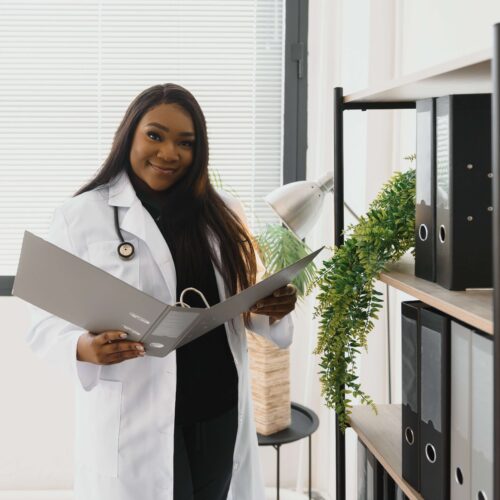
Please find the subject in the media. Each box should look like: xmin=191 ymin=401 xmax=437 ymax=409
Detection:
xmin=173 ymin=405 xmax=238 ymax=500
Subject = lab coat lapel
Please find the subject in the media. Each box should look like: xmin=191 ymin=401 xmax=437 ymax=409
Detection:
xmin=108 ymin=170 xmax=177 ymax=302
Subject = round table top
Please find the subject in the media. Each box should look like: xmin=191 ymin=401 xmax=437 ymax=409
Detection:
xmin=257 ymin=402 xmax=319 ymax=446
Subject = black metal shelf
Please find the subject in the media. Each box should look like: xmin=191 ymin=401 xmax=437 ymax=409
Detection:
xmin=332 ymin=23 xmax=500 ymax=500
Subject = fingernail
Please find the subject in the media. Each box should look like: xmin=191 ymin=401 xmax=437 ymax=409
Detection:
xmin=120 ymin=333 xmax=127 ymax=338
xmin=138 ymin=351 xmax=145 ymax=356
xmin=136 ymin=345 xmax=144 ymax=351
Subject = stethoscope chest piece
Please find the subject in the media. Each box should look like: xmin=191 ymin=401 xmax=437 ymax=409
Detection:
xmin=117 ymin=241 xmax=135 ymax=260
xmin=114 ymin=205 xmax=135 ymax=260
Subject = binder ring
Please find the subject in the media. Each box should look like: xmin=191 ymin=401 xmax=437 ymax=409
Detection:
xmin=478 ymin=490 xmax=488 ymax=500
xmin=439 ymin=225 xmax=446 ymax=244
xmin=425 ymin=443 xmax=437 ymax=463
xmin=418 ymin=224 xmax=428 ymax=242
xmin=455 ymin=467 xmax=463 ymax=485
xmin=404 ymin=426 xmax=414 ymax=446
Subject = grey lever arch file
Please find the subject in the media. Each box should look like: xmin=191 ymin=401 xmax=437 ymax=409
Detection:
xmin=357 ymin=439 xmax=367 ymax=500
xmin=471 ymin=331 xmax=493 ymax=500
xmin=13 ymin=231 xmax=322 ymax=357
xmin=450 ymin=321 xmax=472 ymax=500
xmin=415 ymin=98 xmax=437 ymax=282
xmin=450 ymin=322 xmax=493 ymax=500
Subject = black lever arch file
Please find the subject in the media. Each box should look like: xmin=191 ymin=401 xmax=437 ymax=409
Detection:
xmin=401 ymin=301 xmax=424 ymax=491
xmin=435 ymin=94 xmax=492 ymax=290
xmin=419 ymin=307 xmax=450 ymax=500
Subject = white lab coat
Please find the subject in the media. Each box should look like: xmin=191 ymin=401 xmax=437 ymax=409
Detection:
xmin=25 ymin=169 xmax=293 ymax=500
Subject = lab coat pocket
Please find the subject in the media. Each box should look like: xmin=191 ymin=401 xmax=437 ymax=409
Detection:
xmin=79 ymin=379 xmax=122 ymax=478
xmin=87 ymin=239 xmax=140 ymax=288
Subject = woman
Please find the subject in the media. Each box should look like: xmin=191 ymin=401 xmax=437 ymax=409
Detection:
xmin=25 ymin=83 xmax=296 ymax=500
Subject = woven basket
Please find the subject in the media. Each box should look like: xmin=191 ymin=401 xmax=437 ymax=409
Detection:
xmin=247 ymin=331 xmax=291 ymax=436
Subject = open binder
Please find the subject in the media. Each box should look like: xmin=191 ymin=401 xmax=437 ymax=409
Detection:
xmin=13 ymin=231 xmax=322 ymax=357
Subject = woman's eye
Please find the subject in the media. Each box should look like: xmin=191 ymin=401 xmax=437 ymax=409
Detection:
xmin=180 ymin=141 xmax=194 ymax=148
xmin=147 ymin=131 xmax=161 ymax=141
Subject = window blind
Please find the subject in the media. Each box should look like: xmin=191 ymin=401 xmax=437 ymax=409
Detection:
xmin=0 ymin=0 xmax=284 ymax=276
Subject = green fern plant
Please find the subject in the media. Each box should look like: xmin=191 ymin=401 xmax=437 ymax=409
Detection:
xmin=312 ymin=167 xmax=416 ymax=431
xmin=256 ymin=224 xmax=317 ymax=298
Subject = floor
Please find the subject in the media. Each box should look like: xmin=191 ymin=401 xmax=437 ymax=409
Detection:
xmin=0 ymin=488 xmax=326 ymax=500
xmin=265 ymin=488 xmax=326 ymax=500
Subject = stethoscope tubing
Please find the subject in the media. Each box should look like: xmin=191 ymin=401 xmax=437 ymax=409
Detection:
xmin=112 ymin=206 xmax=209 ymax=309
xmin=114 ymin=205 xmax=135 ymax=260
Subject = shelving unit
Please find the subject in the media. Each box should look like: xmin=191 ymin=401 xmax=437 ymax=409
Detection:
xmin=344 ymin=49 xmax=491 ymax=104
xmin=332 ymin=25 xmax=500 ymax=500
xmin=349 ymin=405 xmax=422 ymax=500
xmin=379 ymin=257 xmax=493 ymax=335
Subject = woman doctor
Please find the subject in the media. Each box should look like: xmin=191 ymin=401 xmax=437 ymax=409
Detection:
xmin=25 ymin=83 xmax=296 ymax=500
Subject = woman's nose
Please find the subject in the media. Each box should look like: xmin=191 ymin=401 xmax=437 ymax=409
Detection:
xmin=157 ymin=141 xmax=179 ymax=161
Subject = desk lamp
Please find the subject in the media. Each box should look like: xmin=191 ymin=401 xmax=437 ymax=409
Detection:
xmin=265 ymin=171 xmax=358 ymax=238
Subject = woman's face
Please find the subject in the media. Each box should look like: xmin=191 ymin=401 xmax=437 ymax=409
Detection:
xmin=129 ymin=103 xmax=196 ymax=191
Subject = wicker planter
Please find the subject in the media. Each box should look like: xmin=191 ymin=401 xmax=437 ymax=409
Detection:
xmin=247 ymin=331 xmax=291 ymax=436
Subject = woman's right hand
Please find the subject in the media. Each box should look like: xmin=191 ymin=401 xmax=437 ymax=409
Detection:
xmin=76 ymin=330 xmax=145 ymax=365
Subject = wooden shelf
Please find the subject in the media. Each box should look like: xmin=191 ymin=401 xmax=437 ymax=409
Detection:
xmin=350 ymin=404 xmax=423 ymax=500
xmin=344 ymin=49 xmax=491 ymax=103
xmin=379 ymin=256 xmax=493 ymax=335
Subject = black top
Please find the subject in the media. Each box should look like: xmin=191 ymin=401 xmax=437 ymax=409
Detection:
xmin=127 ymin=167 xmax=238 ymax=425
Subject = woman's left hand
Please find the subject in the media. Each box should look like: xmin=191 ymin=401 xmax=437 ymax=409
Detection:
xmin=249 ymin=284 xmax=298 ymax=324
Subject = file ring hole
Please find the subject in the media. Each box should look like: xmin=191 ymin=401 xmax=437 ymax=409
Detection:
xmin=455 ymin=467 xmax=463 ymax=485
xmin=478 ymin=491 xmax=487 ymax=500
xmin=439 ymin=225 xmax=446 ymax=243
xmin=149 ymin=342 xmax=164 ymax=349
xmin=418 ymin=224 xmax=428 ymax=242
xmin=404 ymin=427 xmax=414 ymax=446
xmin=425 ymin=443 xmax=437 ymax=463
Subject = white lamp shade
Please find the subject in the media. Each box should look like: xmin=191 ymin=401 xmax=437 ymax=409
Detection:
xmin=265 ymin=172 xmax=333 ymax=239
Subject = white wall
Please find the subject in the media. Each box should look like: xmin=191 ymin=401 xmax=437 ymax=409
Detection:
xmin=400 ymin=0 xmax=500 ymax=74
xmin=0 ymin=298 xmax=74 ymax=490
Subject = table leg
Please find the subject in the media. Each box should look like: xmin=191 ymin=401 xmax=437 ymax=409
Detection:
xmin=273 ymin=444 xmax=281 ymax=500
xmin=309 ymin=435 xmax=312 ymax=499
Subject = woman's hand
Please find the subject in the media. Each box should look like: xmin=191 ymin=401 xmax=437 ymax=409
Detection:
xmin=76 ymin=330 xmax=145 ymax=365
xmin=250 ymin=284 xmax=297 ymax=324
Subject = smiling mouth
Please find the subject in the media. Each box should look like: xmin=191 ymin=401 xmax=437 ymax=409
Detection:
xmin=147 ymin=161 xmax=177 ymax=173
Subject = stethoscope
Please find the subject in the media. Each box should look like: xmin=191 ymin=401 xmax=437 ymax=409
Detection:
xmin=113 ymin=204 xmax=210 ymax=308
xmin=114 ymin=205 xmax=136 ymax=260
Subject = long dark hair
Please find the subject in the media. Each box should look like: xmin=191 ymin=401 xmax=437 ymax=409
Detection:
xmin=75 ymin=83 xmax=257 ymax=324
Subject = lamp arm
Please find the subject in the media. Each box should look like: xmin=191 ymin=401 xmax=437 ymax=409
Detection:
xmin=344 ymin=202 xmax=360 ymax=222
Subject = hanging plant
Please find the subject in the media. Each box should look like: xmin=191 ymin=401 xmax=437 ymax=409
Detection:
xmin=312 ymin=166 xmax=416 ymax=431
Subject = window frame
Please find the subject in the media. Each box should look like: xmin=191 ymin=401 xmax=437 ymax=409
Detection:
xmin=283 ymin=0 xmax=308 ymax=185
xmin=1 ymin=0 xmax=308 ymax=296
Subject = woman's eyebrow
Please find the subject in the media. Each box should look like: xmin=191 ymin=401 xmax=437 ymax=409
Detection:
xmin=146 ymin=121 xmax=195 ymax=137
